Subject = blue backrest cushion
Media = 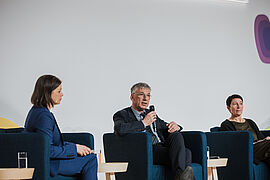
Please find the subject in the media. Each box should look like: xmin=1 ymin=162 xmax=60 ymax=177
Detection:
xmin=0 ymin=128 xmax=24 ymax=133
xmin=210 ymin=127 xmax=219 ymax=132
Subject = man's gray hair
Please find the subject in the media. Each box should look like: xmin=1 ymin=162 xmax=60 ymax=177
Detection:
xmin=131 ymin=82 xmax=151 ymax=94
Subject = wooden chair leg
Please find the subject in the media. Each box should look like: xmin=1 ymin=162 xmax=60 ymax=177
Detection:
xmin=208 ymin=167 xmax=213 ymax=180
xmin=105 ymin=173 xmax=111 ymax=180
xmin=212 ymin=167 xmax=218 ymax=180
xmin=105 ymin=172 xmax=116 ymax=180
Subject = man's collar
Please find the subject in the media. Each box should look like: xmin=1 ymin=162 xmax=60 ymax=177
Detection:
xmin=131 ymin=106 xmax=141 ymax=115
xmin=131 ymin=106 xmax=146 ymax=120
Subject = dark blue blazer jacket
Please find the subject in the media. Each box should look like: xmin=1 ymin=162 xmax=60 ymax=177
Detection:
xmin=113 ymin=107 xmax=183 ymax=142
xmin=24 ymin=106 xmax=76 ymax=177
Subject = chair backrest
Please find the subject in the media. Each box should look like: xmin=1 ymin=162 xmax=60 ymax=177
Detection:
xmin=0 ymin=128 xmax=24 ymax=133
xmin=207 ymin=128 xmax=255 ymax=180
xmin=0 ymin=117 xmax=20 ymax=129
xmin=210 ymin=127 xmax=219 ymax=132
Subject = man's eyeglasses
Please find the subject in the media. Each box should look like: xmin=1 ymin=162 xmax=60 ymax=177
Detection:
xmin=134 ymin=93 xmax=151 ymax=99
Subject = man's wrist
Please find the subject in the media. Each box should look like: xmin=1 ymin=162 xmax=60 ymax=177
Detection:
xmin=141 ymin=120 xmax=146 ymax=128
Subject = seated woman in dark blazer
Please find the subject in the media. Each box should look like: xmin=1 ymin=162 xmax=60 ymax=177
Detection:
xmin=24 ymin=75 xmax=97 ymax=180
xmin=220 ymin=94 xmax=270 ymax=167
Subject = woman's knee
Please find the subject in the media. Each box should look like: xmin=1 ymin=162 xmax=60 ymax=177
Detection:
xmin=83 ymin=154 xmax=98 ymax=171
xmin=88 ymin=153 xmax=98 ymax=164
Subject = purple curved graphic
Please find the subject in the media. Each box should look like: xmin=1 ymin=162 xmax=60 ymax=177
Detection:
xmin=255 ymin=14 xmax=270 ymax=64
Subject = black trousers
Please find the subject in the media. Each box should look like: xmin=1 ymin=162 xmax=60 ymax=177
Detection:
xmin=254 ymin=140 xmax=270 ymax=168
xmin=153 ymin=132 xmax=192 ymax=177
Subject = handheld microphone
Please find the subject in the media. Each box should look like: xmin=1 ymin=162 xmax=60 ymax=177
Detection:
xmin=149 ymin=105 xmax=156 ymax=132
xmin=150 ymin=105 xmax=155 ymax=112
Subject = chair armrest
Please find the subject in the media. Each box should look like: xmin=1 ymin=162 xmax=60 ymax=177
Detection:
xmin=62 ymin=133 xmax=94 ymax=150
xmin=182 ymin=131 xmax=207 ymax=164
xmin=206 ymin=131 xmax=253 ymax=180
xmin=0 ymin=132 xmax=50 ymax=180
xmin=182 ymin=131 xmax=207 ymax=180
xmin=103 ymin=132 xmax=153 ymax=180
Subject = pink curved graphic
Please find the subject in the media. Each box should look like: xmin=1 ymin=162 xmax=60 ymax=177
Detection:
xmin=255 ymin=14 xmax=270 ymax=64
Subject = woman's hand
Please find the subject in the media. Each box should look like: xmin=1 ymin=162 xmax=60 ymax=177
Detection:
xmin=76 ymin=144 xmax=91 ymax=156
xmin=265 ymin=136 xmax=270 ymax=140
xmin=253 ymin=136 xmax=270 ymax=144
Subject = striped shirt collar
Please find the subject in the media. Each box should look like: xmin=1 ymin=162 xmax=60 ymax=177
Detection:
xmin=131 ymin=106 xmax=145 ymax=121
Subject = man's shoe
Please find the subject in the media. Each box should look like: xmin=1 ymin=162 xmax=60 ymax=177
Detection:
xmin=180 ymin=166 xmax=194 ymax=180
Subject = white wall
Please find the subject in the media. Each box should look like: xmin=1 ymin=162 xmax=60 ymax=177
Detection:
xmin=1 ymin=0 xmax=270 ymax=178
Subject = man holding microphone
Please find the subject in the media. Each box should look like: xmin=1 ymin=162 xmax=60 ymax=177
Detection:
xmin=113 ymin=82 xmax=194 ymax=180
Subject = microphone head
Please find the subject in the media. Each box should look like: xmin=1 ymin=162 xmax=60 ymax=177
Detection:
xmin=149 ymin=105 xmax=155 ymax=112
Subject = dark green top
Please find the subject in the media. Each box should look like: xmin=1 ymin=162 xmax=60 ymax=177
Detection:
xmin=231 ymin=120 xmax=258 ymax=141
xmin=220 ymin=119 xmax=265 ymax=142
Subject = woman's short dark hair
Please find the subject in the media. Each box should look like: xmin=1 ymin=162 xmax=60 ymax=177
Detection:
xmin=226 ymin=94 xmax=243 ymax=107
xmin=31 ymin=75 xmax=62 ymax=108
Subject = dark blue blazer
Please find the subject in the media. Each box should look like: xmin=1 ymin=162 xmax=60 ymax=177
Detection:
xmin=24 ymin=106 xmax=76 ymax=177
xmin=113 ymin=107 xmax=183 ymax=142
